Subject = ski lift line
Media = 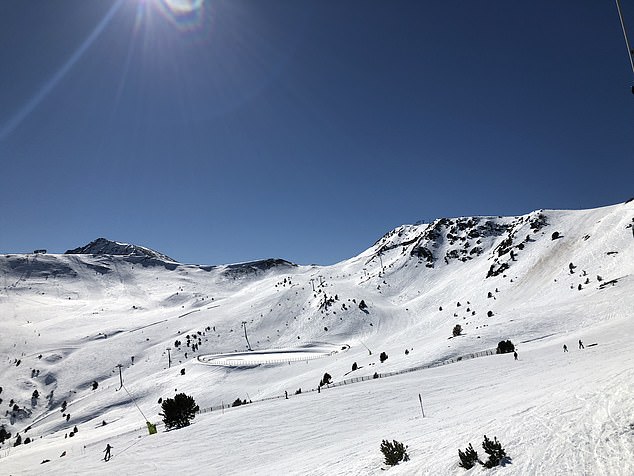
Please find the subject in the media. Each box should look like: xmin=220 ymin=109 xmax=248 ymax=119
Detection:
xmin=109 ymin=434 xmax=145 ymax=461
xmin=616 ymin=0 xmax=634 ymax=76
xmin=121 ymin=383 xmax=150 ymax=422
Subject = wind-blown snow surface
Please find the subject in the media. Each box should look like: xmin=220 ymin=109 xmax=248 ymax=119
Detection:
xmin=1 ymin=202 xmax=633 ymax=475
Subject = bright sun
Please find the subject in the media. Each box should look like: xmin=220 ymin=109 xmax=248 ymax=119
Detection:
xmin=159 ymin=0 xmax=204 ymax=14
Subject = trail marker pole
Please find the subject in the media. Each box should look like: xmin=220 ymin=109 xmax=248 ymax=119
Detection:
xmin=166 ymin=347 xmax=171 ymax=368
xmin=418 ymin=393 xmax=425 ymax=418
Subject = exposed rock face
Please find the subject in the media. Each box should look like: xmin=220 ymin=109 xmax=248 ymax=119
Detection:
xmin=65 ymin=238 xmax=176 ymax=262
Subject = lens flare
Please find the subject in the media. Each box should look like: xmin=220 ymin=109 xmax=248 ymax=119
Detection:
xmin=154 ymin=0 xmax=206 ymax=32
xmin=0 ymin=0 xmax=125 ymax=142
xmin=162 ymin=0 xmax=204 ymax=14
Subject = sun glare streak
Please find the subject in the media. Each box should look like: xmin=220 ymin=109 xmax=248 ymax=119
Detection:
xmin=0 ymin=0 xmax=125 ymax=142
xmin=111 ymin=2 xmax=146 ymax=117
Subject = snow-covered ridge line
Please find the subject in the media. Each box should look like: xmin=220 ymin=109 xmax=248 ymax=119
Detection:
xmin=65 ymin=237 xmax=177 ymax=263
xmin=0 ymin=200 xmax=633 ymax=475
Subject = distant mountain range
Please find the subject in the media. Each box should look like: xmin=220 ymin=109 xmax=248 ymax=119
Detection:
xmin=1 ymin=200 xmax=633 ymax=474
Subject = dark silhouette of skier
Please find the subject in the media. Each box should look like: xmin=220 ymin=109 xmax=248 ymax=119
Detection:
xmin=284 ymin=390 xmax=288 ymax=400
xmin=563 ymin=344 xmax=568 ymax=352
xmin=103 ymin=444 xmax=112 ymax=461
xmin=513 ymin=351 xmax=518 ymax=360
xmin=578 ymin=340 xmax=584 ymax=349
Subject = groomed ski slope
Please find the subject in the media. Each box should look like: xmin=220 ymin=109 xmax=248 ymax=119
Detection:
xmin=3 ymin=315 xmax=633 ymax=475
xmin=0 ymin=201 xmax=633 ymax=474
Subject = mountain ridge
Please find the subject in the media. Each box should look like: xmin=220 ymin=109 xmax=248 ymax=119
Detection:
xmin=0 ymin=200 xmax=633 ymax=474
xmin=64 ymin=237 xmax=176 ymax=263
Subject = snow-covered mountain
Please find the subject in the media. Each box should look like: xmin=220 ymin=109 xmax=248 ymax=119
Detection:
xmin=65 ymin=237 xmax=176 ymax=263
xmin=1 ymin=201 xmax=633 ymax=475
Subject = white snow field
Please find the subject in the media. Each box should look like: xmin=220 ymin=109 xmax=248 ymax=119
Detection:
xmin=1 ymin=201 xmax=633 ymax=475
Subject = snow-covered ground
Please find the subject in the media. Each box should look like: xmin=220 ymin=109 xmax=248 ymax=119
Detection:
xmin=1 ymin=201 xmax=633 ymax=475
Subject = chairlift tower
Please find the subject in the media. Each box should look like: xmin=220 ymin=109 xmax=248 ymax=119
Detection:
xmin=242 ymin=321 xmax=252 ymax=351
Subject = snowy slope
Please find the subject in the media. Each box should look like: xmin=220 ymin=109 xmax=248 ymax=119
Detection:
xmin=0 ymin=201 xmax=633 ymax=475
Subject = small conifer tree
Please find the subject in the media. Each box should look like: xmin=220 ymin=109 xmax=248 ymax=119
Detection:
xmin=496 ymin=340 xmax=515 ymax=354
xmin=482 ymin=435 xmax=507 ymax=468
xmin=380 ymin=439 xmax=409 ymax=466
xmin=0 ymin=426 xmax=11 ymax=444
xmin=458 ymin=443 xmax=480 ymax=469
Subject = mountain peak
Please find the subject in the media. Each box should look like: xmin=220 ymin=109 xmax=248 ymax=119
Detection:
xmin=65 ymin=237 xmax=176 ymax=262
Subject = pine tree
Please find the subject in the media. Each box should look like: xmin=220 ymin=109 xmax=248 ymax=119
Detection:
xmin=380 ymin=439 xmax=409 ymax=466
xmin=320 ymin=372 xmax=332 ymax=386
xmin=0 ymin=426 xmax=11 ymax=444
xmin=482 ymin=435 xmax=507 ymax=468
xmin=160 ymin=393 xmax=199 ymax=430
xmin=496 ymin=340 xmax=515 ymax=354
xmin=458 ymin=443 xmax=480 ymax=469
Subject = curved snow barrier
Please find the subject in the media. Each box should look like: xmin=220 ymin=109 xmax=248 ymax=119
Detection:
xmin=197 ymin=343 xmax=350 ymax=367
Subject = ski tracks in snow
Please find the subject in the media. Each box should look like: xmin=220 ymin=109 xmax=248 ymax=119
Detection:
xmin=517 ymin=369 xmax=634 ymax=476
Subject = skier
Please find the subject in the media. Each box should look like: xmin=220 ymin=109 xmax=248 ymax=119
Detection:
xmin=563 ymin=344 xmax=568 ymax=352
xmin=513 ymin=351 xmax=518 ymax=360
xmin=285 ymin=390 xmax=288 ymax=400
xmin=578 ymin=340 xmax=584 ymax=349
xmin=103 ymin=443 xmax=112 ymax=462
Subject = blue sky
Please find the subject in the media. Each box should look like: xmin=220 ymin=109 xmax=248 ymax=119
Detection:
xmin=0 ymin=1 xmax=632 ymax=265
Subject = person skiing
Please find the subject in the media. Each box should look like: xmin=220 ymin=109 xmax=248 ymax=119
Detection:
xmin=513 ymin=351 xmax=518 ymax=360
xmin=563 ymin=344 xmax=568 ymax=352
xmin=578 ymin=339 xmax=584 ymax=349
xmin=103 ymin=443 xmax=112 ymax=461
